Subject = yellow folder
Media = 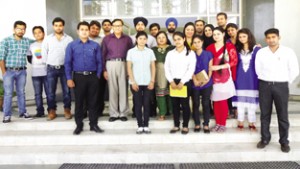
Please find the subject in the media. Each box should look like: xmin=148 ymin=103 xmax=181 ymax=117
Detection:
xmin=170 ymin=85 xmax=188 ymax=98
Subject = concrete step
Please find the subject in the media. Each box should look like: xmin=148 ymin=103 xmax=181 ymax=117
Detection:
xmin=0 ymin=142 xmax=299 ymax=164
xmin=0 ymin=127 xmax=299 ymax=146
xmin=1 ymin=114 xmax=300 ymax=131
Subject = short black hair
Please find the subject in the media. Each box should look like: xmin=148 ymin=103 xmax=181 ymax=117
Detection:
xmin=102 ymin=19 xmax=112 ymax=26
xmin=192 ymin=34 xmax=204 ymax=44
xmin=77 ymin=21 xmax=90 ymax=30
xmin=217 ymin=12 xmax=228 ymax=19
xmin=90 ymin=20 xmax=101 ymax=29
xmin=32 ymin=26 xmax=44 ymax=33
xmin=149 ymin=23 xmax=160 ymax=31
xmin=52 ymin=17 xmax=65 ymax=26
xmin=264 ymin=28 xmax=280 ymax=37
xmin=195 ymin=19 xmax=206 ymax=25
xmin=112 ymin=19 xmax=124 ymax=25
xmin=14 ymin=20 xmax=26 ymax=29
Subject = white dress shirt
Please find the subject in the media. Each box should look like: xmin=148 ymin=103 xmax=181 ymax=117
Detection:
xmin=164 ymin=48 xmax=196 ymax=84
xmin=42 ymin=33 xmax=73 ymax=66
xmin=255 ymin=45 xmax=299 ymax=84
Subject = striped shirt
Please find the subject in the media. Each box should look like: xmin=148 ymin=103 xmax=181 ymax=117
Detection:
xmin=42 ymin=33 xmax=73 ymax=66
xmin=0 ymin=35 xmax=32 ymax=68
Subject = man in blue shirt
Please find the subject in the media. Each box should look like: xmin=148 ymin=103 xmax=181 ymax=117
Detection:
xmin=65 ymin=21 xmax=104 ymax=135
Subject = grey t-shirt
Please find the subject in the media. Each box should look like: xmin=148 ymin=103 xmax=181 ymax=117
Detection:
xmin=27 ymin=42 xmax=47 ymax=77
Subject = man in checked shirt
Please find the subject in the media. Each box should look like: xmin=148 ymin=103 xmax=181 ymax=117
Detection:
xmin=0 ymin=21 xmax=34 ymax=123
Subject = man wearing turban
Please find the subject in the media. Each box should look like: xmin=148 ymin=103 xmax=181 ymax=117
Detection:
xmin=165 ymin=17 xmax=178 ymax=45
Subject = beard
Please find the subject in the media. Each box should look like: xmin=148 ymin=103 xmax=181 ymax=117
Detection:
xmin=168 ymin=28 xmax=176 ymax=33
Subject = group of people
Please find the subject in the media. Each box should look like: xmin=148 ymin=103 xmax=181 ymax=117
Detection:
xmin=0 ymin=12 xmax=299 ymax=153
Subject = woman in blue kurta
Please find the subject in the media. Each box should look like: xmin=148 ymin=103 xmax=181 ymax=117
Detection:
xmin=191 ymin=35 xmax=213 ymax=133
xmin=232 ymin=28 xmax=260 ymax=130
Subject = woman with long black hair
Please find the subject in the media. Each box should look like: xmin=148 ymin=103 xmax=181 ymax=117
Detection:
xmin=164 ymin=31 xmax=196 ymax=134
xmin=207 ymin=27 xmax=238 ymax=133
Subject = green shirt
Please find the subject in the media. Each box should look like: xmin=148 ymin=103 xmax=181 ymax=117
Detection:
xmin=0 ymin=35 xmax=33 ymax=68
xmin=152 ymin=45 xmax=175 ymax=63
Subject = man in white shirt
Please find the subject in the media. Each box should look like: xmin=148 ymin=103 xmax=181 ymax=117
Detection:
xmin=42 ymin=17 xmax=73 ymax=120
xmin=255 ymin=28 xmax=299 ymax=153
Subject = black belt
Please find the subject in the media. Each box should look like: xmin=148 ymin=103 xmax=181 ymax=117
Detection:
xmin=107 ymin=58 xmax=125 ymax=61
xmin=259 ymin=80 xmax=288 ymax=85
xmin=74 ymin=71 xmax=96 ymax=75
xmin=47 ymin=65 xmax=64 ymax=69
xmin=6 ymin=67 xmax=26 ymax=71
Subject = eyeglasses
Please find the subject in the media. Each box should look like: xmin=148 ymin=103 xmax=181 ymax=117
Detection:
xmin=15 ymin=28 xmax=25 ymax=31
xmin=113 ymin=25 xmax=123 ymax=28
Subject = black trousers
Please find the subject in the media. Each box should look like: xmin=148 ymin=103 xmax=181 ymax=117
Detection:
xmin=83 ymin=74 xmax=106 ymax=117
xmin=74 ymin=73 xmax=100 ymax=128
xmin=171 ymin=79 xmax=191 ymax=128
xmin=259 ymin=80 xmax=289 ymax=145
xmin=131 ymin=85 xmax=152 ymax=127
xmin=192 ymin=86 xmax=212 ymax=126
xmin=98 ymin=74 xmax=107 ymax=115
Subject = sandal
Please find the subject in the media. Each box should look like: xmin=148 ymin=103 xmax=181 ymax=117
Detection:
xmin=237 ymin=124 xmax=244 ymax=130
xmin=213 ymin=125 xmax=220 ymax=132
xmin=249 ymin=125 xmax=257 ymax=131
xmin=158 ymin=116 xmax=165 ymax=121
xmin=217 ymin=125 xmax=226 ymax=133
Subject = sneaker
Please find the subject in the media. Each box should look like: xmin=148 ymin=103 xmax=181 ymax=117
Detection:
xmin=19 ymin=113 xmax=33 ymax=120
xmin=3 ymin=116 xmax=11 ymax=123
xmin=136 ymin=127 xmax=144 ymax=134
xmin=143 ymin=127 xmax=151 ymax=134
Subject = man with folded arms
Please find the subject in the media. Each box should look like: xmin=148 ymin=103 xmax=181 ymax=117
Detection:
xmin=65 ymin=21 xmax=104 ymax=135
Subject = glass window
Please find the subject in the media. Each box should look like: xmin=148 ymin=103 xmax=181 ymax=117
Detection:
xmin=83 ymin=0 xmax=112 ymax=17
xmin=81 ymin=0 xmax=241 ymax=29
xmin=209 ymin=0 xmax=239 ymax=14
xmin=115 ymin=0 xmax=159 ymax=16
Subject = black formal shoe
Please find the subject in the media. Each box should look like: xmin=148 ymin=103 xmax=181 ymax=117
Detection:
xmin=281 ymin=144 xmax=291 ymax=153
xmin=108 ymin=117 xmax=118 ymax=122
xmin=73 ymin=127 xmax=83 ymax=135
xmin=34 ymin=113 xmax=45 ymax=118
xmin=90 ymin=125 xmax=104 ymax=133
xmin=257 ymin=140 xmax=269 ymax=149
xmin=120 ymin=117 xmax=128 ymax=121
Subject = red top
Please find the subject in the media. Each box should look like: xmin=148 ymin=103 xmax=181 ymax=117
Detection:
xmin=206 ymin=42 xmax=238 ymax=83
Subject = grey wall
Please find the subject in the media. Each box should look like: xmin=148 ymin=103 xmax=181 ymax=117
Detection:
xmin=242 ymin=0 xmax=274 ymax=46
xmin=46 ymin=0 xmax=80 ymax=38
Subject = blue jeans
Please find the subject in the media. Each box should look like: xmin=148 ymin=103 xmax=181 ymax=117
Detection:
xmin=32 ymin=76 xmax=49 ymax=114
xmin=3 ymin=70 xmax=27 ymax=117
xmin=46 ymin=66 xmax=71 ymax=110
